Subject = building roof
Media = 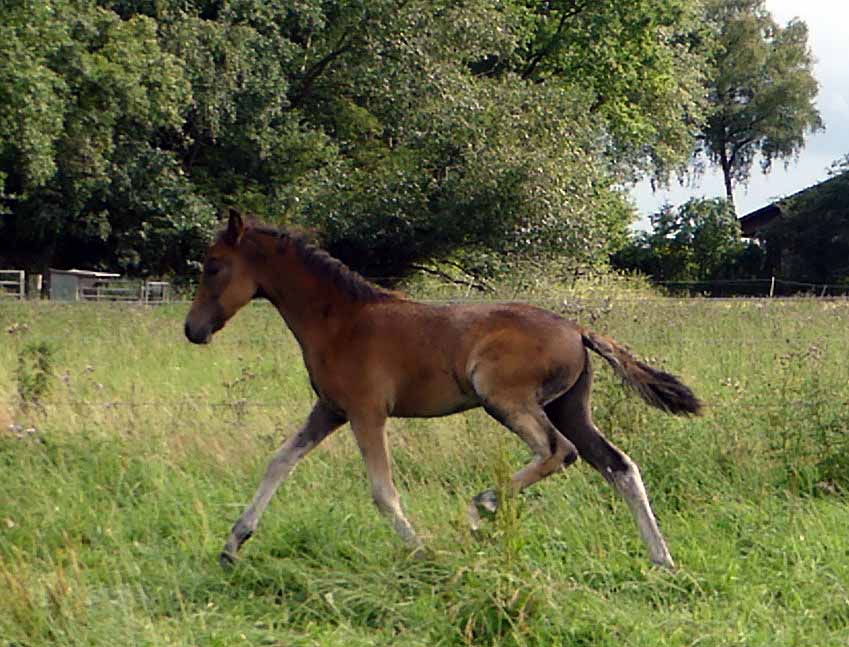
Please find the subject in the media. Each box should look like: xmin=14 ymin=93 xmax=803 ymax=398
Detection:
xmin=738 ymin=171 xmax=848 ymax=238
xmin=48 ymin=268 xmax=121 ymax=278
xmin=739 ymin=203 xmax=782 ymax=237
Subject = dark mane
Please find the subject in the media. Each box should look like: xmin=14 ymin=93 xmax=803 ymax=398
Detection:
xmin=243 ymin=224 xmax=399 ymax=304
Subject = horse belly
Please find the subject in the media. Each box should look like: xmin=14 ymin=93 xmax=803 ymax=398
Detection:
xmin=390 ymin=369 xmax=479 ymax=418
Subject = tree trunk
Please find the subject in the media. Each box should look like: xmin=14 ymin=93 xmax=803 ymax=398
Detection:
xmin=719 ymin=147 xmax=736 ymax=216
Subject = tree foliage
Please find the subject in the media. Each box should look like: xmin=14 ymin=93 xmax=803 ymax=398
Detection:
xmin=516 ymin=0 xmax=708 ymax=182
xmin=612 ymin=198 xmax=746 ymax=282
xmin=0 ymin=0 xmax=710 ymax=278
xmin=695 ymin=0 xmax=822 ymax=211
xmin=0 ymin=0 xmax=210 ymax=274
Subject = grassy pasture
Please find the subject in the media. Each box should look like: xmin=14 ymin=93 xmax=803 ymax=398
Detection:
xmin=1 ymin=297 xmax=849 ymax=646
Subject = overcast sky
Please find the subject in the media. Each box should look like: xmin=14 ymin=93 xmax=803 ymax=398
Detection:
xmin=630 ymin=0 xmax=849 ymax=225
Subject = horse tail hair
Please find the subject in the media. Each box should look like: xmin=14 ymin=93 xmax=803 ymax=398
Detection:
xmin=581 ymin=329 xmax=703 ymax=416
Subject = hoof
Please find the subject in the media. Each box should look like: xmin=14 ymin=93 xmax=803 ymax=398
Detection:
xmin=468 ymin=489 xmax=499 ymax=536
xmin=474 ymin=489 xmax=499 ymax=515
xmin=219 ymin=551 xmax=237 ymax=570
xmin=650 ymin=553 xmax=676 ymax=570
xmin=409 ymin=544 xmax=432 ymax=561
xmin=467 ymin=504 xmax=483 ymax=534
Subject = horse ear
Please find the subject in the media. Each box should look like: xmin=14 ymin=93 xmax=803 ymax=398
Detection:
xmin=224 ymin=207 xmax=245 ymax=245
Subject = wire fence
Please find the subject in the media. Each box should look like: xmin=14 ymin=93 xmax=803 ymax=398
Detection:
xmin=655 ymin=278 xmax=849 ymax=298
xmin=32 ymin=398 xmax=291 ymax=409
xmin=5 ymin=293 xmax=849 ymax=317
xmin=365 ymin=276 xmax=849 ymax=301
xmin=3 ymin=267 xmax=849 ymax=303
xmin=7 ymin=395 xmax=847 ymax=423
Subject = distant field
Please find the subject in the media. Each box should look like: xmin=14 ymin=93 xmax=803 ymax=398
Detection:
xmin=1 ymin=297 xmax=848 ymax=646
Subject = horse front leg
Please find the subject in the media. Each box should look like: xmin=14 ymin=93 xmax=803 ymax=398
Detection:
xmin=220 ymin=401 xmax=346 ymax=567
xmin=349 ymin=412 xmax=423 ymax=555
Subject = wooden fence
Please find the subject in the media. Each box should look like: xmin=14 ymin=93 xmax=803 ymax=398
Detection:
xmin=0 ymin=270 xmax=25 ymax=299
xmin=0 ymin=269 xmax=169 ymax=303
xmin=78 ymin=280 xmax=170 ymax=303
xmin=141 ymin=281 xmax=169 ymax=304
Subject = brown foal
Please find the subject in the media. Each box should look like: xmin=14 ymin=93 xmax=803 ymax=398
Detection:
xmin=185 ymin=209 xmax=702 ymax=569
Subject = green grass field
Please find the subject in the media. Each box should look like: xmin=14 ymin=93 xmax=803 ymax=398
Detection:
xmin=2 ymin=297 xmax=849 ymax=646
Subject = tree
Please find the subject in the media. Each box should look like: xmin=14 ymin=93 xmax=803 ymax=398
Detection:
xmin=269 ymin=0 xmax=706 ymax=276
xmin=696 ymin=0 xmax=822 ymax=212
xmin=0 ymin=0 xmax=215 ymax=275
xmin=1 ymin=0 xmax=710 ymax=278
xmin=515 ymin=0 xmax=708 ymax=182
xmin=612 ymin=198 xmax=745 ymax=282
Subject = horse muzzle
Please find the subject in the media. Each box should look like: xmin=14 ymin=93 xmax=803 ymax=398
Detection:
xmin=185 ymin=308 xmax=226 ymax=345
xmin=184 ymin=319 xmax=212 ymax=344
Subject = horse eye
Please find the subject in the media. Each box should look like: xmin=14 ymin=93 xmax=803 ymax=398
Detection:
xmin=204 ymin=263 xmax=221 ymax=277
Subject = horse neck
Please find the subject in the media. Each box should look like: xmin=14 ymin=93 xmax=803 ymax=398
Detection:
xmin=250 ymin=235 xmax=360 ymax=348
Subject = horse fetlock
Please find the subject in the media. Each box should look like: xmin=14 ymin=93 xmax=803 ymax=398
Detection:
xmin=232 ymin=519 xmax=255 ymax=546
xmin=650 ymin=548 xmax=676 ymax=569
xmin=220 ymin=521 xmax=254 ymax=569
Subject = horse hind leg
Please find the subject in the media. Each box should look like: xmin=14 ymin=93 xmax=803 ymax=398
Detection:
xmin=545 ymin=364 xmax=675 ymax=568
xmin=468 ymin=396 xmax=579 ymax=530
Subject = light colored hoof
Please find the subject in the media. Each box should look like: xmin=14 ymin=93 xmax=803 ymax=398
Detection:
xmin=650 ymin=552 xmax=676 ymax=569
xmin=467 ymin=501 xmax=482 ymax=532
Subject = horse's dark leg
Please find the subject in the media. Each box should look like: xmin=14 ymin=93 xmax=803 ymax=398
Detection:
xmin=545 ymin=358 xmax=675 ymax=568
xmin=468 ymin=387 xmax=579 ymax=531
xmin=349 ymin=411 xmax=422 ymax=554
xmin=220 ymin=401 xmax=346 ymax=567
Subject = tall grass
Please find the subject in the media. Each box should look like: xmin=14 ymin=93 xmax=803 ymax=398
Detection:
xmin=1 ymin=297 xmax=848 ymax=646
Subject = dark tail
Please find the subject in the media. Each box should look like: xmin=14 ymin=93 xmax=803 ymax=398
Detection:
xmin=581 ymin=330 xmax=703 ymax=416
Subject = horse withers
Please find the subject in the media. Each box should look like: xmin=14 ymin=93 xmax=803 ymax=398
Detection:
xmin=185 ymin=209 xmax=702 ymax=569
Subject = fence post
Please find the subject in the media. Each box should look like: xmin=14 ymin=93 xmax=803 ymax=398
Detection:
xmin=769 ymin=276 xmax=775 ymax=298
xmin=18 ymin=270 xmax=25 ymax=300
xmin=26 ymin=273 xmax=42 ymax=299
